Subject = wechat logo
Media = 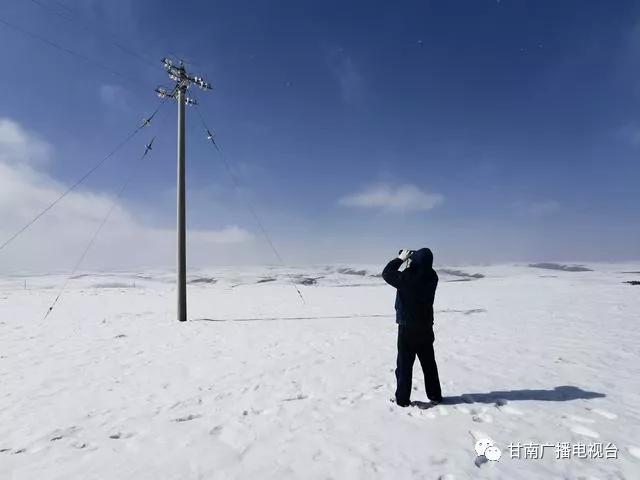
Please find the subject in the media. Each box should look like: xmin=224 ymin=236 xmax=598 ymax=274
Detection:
xmin=475 ymin=438 xmax=502 ymax=462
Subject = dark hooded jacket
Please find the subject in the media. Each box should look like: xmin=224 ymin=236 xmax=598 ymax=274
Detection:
xmin=382 ymin=248 xmax=438 ymax=326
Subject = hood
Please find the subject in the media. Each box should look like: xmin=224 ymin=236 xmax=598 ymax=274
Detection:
xmin=410 ymin=248 xmax=433 ymax=271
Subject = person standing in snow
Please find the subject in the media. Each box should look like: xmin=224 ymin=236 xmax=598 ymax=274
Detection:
xmin=382 ymin=248 xmax=443 ymax=407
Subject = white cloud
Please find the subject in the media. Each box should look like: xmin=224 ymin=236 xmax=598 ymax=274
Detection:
xmin=527 ymin=200 xmax=560 ymax=217
xmin=79 ymin=0 xmax=137 ymax=32
xmin=192 ymin=225 xmax=252 ymax=244
xmin=339 ymin=184 xmax=444 ymax=213
xmin=513 ymin=200 xmax=560 ymax=218
xmin=0 ymin=118 xmax=51 ymax=167
xmin=99 ymin=84 xmax=129 ymax=111
xmin=327 ymin=48 xmax=365 ymax=105
xmin=616 ymin=124 xmax=640 ymax=146
xmin=0 ymin=117 xmax=251 ymax=273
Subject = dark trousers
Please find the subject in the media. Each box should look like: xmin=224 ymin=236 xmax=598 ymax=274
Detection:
xmin=395 ymin=324 xmax=442 ymax=405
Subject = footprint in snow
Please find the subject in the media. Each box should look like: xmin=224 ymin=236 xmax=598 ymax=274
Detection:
xmin=209 ymin=422 xmax=255 ymax=455
xmin=469 ymin=429 xmax=494 ymax=445
xmin=627 ymin=446 xmax=640 ymax=460
xmin=435 ymin=405 xmax=449 ymax=416
xmin=564 ymin=414 xmax=596 ymax=424
xmin=169 ymin=397 xmax=202 ymax=410
xmin=48 ymin=425 xmax=80 ymax=442
xmin=570 ymin=425 xmax=600 ymax=439
xmin=412 ymin=400 xmax=440 ymax=410
xmin=586 ymin=407 xmax=617 ymax=420
xmin=407 ymin=408 xmax=437 ymax=420
xmin=494 ymin=400 xmax=523 ymax=416
xmin=499 ymin=405 xmax=524 ymax=415
xmin=430 ymin=456 xmax=448 ymax=465
xmin=173 ymin=413 xmax=202 ymax=423
xmin=283 ymin=393 xmax=308 ymax=402
xmin=472 ymin=412 xmax=493 ymax=423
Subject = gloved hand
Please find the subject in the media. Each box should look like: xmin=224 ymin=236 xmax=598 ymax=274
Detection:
xmin=397 ymin=249 xmax=413 ymax=262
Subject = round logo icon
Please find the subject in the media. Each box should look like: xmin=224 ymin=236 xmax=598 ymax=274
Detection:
xmin=485 ymin=445 xmax=502 ymax=461
xmin=475 ymin=438 xmax=502 ymax=461
xmin=475 ymin=438 xmax=493 ymax=456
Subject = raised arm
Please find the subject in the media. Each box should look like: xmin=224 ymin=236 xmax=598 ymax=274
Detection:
xmin=382 ymin=258 xmax=405 ymax=288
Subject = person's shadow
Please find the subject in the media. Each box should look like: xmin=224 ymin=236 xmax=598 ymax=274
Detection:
xmin=412 ymin=385 xmax=605 ymax=409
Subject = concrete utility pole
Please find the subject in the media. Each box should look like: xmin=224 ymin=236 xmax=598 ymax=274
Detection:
xmin=156 ymin=58 xmax=212 ymax=322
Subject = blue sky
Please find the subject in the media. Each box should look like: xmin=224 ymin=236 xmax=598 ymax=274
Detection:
xmin=0 ymin=0 xmax=639 ymax=268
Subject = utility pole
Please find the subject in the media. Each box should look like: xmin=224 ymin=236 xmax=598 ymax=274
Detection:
xmin=156 ymin=58 xmax=212 ymax=322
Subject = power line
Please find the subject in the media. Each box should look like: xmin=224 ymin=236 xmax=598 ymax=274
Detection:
xmin=26 ymin=0 xmax=158 ymax=70
xmin=193 ymin=104 xmax=306 ymax=305
xmin=50 ymin=0 xmax=75 ymax=15
xmin=30 ymin=1 xmax=218 ymax=91
xmin=7 ymin=4 xmax=219 ymax=100
xmin=0 ymin=14 xmax=150 ymax=92
xmin=43 ymin=135 xmax=158 ymax=320
xmin=0 ymin=100 xmax=165 ymax=253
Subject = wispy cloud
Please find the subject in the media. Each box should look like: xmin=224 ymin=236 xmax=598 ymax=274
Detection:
xmin=99 ymin=84 xmax=129 ymax=111
xmin=615 ymin=123 xmax=640 ymax=146
xmin=0 ymin=117 xmax=251 ymax=272
xmin=327 ymin=48 xmax=365 ymax=105
xmin=195 ymin=225 xmax=252 ymax=243
xmin=0 ymin=118 xmax=51 ymax=167
xmin=339 ymin=184 xmax=444 ymax=213
xmin=79 ymin=0 xmax=138 ymax=32
xmin=514 ymin=200 xmax=560 ymax=217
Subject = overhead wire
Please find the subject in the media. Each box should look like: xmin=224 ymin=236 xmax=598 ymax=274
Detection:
xmin=4 ymin=3 xmax=220 ymax=106
xmin=192 ymin=103 xmax=306 ymax=305
xmin=50 ymin=0 xmax=75 ymax=15
xmin=2 ymin=6 xmax=300 ymax=307
xmin=42 ymin=134 xmax=159 ymax=320
xmin=29 ymin=0 xmax=220 ymax=98
xmin=0 ymin=14 xmax=150 ymax=93
xmin=0 ymin=99 xmax=166 ymax=253
xmin=24 ymin=1 xmax=214 ymax=85
xmin=26 ymin=0 xmax=159 ymax=70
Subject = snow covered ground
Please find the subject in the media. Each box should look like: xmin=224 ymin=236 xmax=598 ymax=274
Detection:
xmin=1 ymin=263 xmax=639 ymax=479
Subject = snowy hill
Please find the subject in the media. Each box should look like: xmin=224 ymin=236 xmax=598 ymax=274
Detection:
xmin=1 ymin=263 xmax=639 ymax=479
